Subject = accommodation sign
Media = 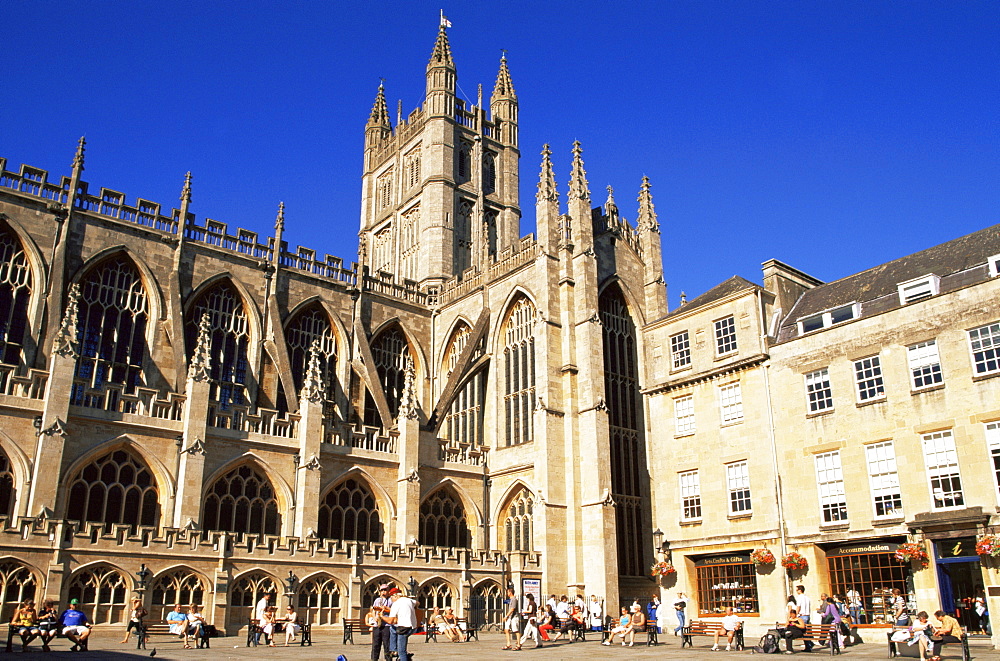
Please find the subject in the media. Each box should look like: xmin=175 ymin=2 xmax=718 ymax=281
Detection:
xmin=826 ymin=542 xmax=900 ymax=557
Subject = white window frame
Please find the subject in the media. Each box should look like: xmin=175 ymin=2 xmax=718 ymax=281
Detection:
xmin=804 ymin=368 xmax=833 ymax=413
xmin=988 ymin=254 xmax=1000 ymax=278
xmin=726 ymin=460 xmax=752 ymax=515
xmin=714 ymin=316 xmax=738 ymax=356
xmin=907 ymin=340 xmax=943 ymax=390
xmin=718 ymin=382 xmax=744 ymax=424
xmin=670 ymin=331 xmax=691 ymax=370
xmin=674 ymin=395 xmax=695 ymax=436
xmin=922 ymin=430 xmax=965 ymax=510
xmin=679 ymin=470 xmax=701 ymax=521
xmin=866 ymin=441 xmax=903 ymax=519
xmin=815 ymin=451 xmax=848 ymax=524
xmin=968 ymin=322 xmax=1000 ymax=376
xmin=897 ymin=274 xmax=940 ymax=305
xmin=854 ymin=355 xmax=885 ymax=402
xmin=797 ymin=303 xmax=858 ymax=334
xmin=986 ymin=422 xmax=1000 ymax=504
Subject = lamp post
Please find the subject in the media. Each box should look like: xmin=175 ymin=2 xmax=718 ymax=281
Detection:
xmin=652 ymin=528 xmax=663 ymax=555
xmin=407 ymin=576 xmax=418 ymax=597
xmin=284 ymin=571 xmax=299 ymax=608
xmin=135 ymin=564 xmax=151 ymax=603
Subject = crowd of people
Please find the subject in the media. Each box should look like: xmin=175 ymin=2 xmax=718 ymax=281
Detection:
xmin=8 ymin=598 xmax=91 ymax=652
xmin=252 ymin=593 xmax=303 ymax=646
xmin=368 ymin=583 xmax=418 ymax=661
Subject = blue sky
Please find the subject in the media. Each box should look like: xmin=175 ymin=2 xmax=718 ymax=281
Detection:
xmin=3 ymin=1 xmax=997 ymax=306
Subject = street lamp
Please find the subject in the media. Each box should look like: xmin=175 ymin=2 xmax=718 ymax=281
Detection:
xmin=407 ymin=576 xmax=418 ymax=597
xmin=652 ymin=528 xmax=663 ymax=554
xmin=284 ymin=571 xmax=299 ymax=608
xmin=135 ymin=564 xmax=151 ymax=601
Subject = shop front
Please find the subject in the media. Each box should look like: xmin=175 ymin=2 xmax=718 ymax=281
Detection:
xmin=823 ymin=538 xmax=912 ymax=627
xmin=693 ymin=553 xmax=760 ymax=616
xmin=933 ymin=537 xmax=988 ymax=634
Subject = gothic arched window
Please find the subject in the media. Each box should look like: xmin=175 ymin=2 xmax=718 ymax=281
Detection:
xmin=67 ymin=565 xmax=129 ymax=624
xmin=502 ymin=490 xmax=533 ymax=552
xmin=417 ymin=579 xmax=454 ymax=610
xmin=363 ymin=326 xmax=411 ymax=427
xmin=0 ymin=224 xmax=32 ymax=367
xmin=371 ymin=225 xmax=392 ymax=275
xmin=0 ymin=561 xmax=36 ymax=623
xmin=71 ymin=256 xmax=148 ymax=409
xmin=185 ymin=282 xmax=250 ymax=410
xmin=203 ymin=465 xmax=280 ymax=536
xmin=419 ymin=489 xmax=469 ymax=548
xmin=362 ymin=578 xmax=399 ymax=610
xmin=399 ymin=206 xmax=420 ymax=282
xmin=285 ymin=305 xmax=337 ymax=403
xmin=442 ymin=323 xmax=487 ymax=454
xmin=318 ymin=478 xmax=382 ymax=543
xmin=229 ymin=572 xmax=278 ymax=626
xmin=502 ymin=297 xmax=535 ymax=447
xmin=454 ymin=200 xmax=473 ymax=274
xmin=149 ymin=569 xmax=207 ymax=619
xmin=600 ymin=285 xmax=647 ymax=577
xmin=483 ymin=153 xmax=496 ymax=195
xmin=297 ymin=574 xmax=342 ymax=625
xmin=0 ymin=449 xmax=15 ymax=519
xmin=65 ymin=449 xmax=159 ymax=528
xmin=470 ymin=581 xmax=503 ymax=630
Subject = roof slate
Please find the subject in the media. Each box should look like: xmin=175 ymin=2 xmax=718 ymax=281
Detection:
xmin=666 ymin=275 xmax=760 ymax=318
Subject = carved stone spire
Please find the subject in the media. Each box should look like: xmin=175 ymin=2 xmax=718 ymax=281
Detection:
xmin=637 ymin=176 xmax=659 ymax=233
xmin=537 ymin=144 xmax=557 ymax=203
xmin=428 ymin=23 xmax=454 ymax=67
xmin=568 ymin=141 xmax=590 ymax=201
xmin=180 ymin=171 xmax=192 ymax=205
xmin=51 ymin=284 xmax=80 ymax=357
xmin=274 ymin=201 xmax=285 ymax=234
xmin=367 ymin=82 xmax=391 ymax=129
xmin=300 ymin=339 xmax=325 ymax=403
xmin=188 ymin=312 xmax=212 ymax=382
xmin=71 ymin=137 xmax=86 ymax=173
xmin=491 ymin=53 xmax=516 ymax=100
xmin=397 ymin=356 xmax=418 ymax=420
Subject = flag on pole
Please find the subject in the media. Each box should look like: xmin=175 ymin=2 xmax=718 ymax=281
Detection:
xmin=440 ymin=9 xmax=452 ymax=28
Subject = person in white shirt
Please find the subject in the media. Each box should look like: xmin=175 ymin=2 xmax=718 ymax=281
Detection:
xmin=185 ymin=604 xmax=206 ymax=648
xmin=794 ymin=586 xmax=814 ymax=652
xmin=711 ymin=607 xmax=742 ymax=651
xmin=574 ymin=594 xmax=586 ymax=613
xmin=655 ymin=597 xmax=670 ymax=635
xmin=554 ymin=595 xmax=570 ymax=619
xmin=253 ymin=593 xmax=271 ymax=645
xmin=588 ymin=595 xmax=603 ymax=632
xmin=385 ymin=589 xmax=417 ymax=661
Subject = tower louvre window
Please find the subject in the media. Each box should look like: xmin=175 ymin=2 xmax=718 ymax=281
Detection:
xmin=483 ymin=152 xmax=496 ymax=194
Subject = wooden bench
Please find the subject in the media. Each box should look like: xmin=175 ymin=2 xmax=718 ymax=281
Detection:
xmin=887 ymin=627 xmax=970 ymax=661
xmin=681 ymin=619 xmax=745 ymax=650
xmin=770 ymin=622 xmax=840 ymax=655
xmin=424 ymin=617 xmax=479 ymax=643
xmin=342 ymin=618 xmax=372 ymax=644
xmin=246 ymin=618 xmax=309 ymax=647
xmin=6 ymin=623 xmax=61 ymax=653
xmin=634 ymin=618 xmax=658 ymax=646
xmin=140 ymin=619 xmax=212 ymax=649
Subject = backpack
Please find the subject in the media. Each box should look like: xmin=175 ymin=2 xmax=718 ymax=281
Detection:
xmin=752 ymin=632 xmax=780 ymax=654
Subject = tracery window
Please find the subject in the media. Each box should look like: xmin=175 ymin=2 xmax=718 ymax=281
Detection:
xmin=442 ymin=323 xmax=487 ymax=454
xmin=419 ymin=489 xmax=470 ymax=548
xmin=600 ymin=286 xmax=647 ymax=577
xmin=203 ymin=465 xmax=281 ymax=536
xmin=417 ymin=579 xmax=454 ymax=610
xmin=0 ymin=225 xmax=32 ymax=367
xmin=71 ymin=256 xmax=148 ymax=409
xmin=229 ymin=572 xmax=278 ymax=625
xmin=376 ymin=169 xmax=393 ymax=210
xmin=285 ymin=306 xmax=337 ymax=402
xmin=454 ymin=200 xmax=473 ymax=274
xmin=503 ymin=490 xmax=533 ymax=552
xmin=483 ymin=153 xmax=496 ymax=194
xmin=65 ymin=449 xmax=159 ymax=528
xmin=502 ymin=297 xmax=535 ymax=447
xmin=398 ymin=207 xmax=420 ymax=282
xmin=372 ymin=226 xmax=392 ymax=275
xmin=363 ymin=326 xmax=411 ymax=427
xmin=362 ymin=578 xmax=399 ymax=610
xmin=0 ymin=561 xmax=36 ymax=623
xmin=469 ymin=581 xmax=503 ymax=630
xmin=66 ymin=565 xmax=129 ymax=624
xmin=0 ymin=449 xmax=15 ymax=518
xmin=149 ymin=569 xmax=207 ymax=619
xmin=186 ymin=282 xmax=249 ymax=410
xmin=297 ymin=575 xmax=342 ymax=625
xmin=318 ymin=478 xmax=382 ymax=543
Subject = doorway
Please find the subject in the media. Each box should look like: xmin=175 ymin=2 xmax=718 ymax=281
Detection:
xmin=934 ymin=538 xmax=986 ymax=634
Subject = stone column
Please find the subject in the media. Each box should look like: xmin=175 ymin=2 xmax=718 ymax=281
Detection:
xmin=294 ymin=341 xmax=325 ymax=537
xmin=395 ymin=358 xmax=421 ymax=545
xmin=174 ymin=313 xmax=212 ymax=528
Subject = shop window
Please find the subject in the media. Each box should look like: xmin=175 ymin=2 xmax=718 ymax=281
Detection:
xmin=694 ymin=554 xmax=759 ymax=615
xmin=827 ymin=543 xmax=913 ymax=626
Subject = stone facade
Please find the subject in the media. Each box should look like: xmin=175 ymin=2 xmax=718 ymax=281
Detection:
xmin=0 ymin=23 xmax=665 ymax=633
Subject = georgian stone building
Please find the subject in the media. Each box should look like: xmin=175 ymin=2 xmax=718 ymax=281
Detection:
xmin=0 ymin=23 xmax=666 ymax=631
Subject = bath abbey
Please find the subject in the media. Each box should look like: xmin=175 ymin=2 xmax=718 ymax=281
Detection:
xmin=1 ymin=21 xmax=999 ymax=641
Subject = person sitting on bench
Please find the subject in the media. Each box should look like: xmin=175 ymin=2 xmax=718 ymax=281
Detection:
xmin=712 ymin=607 xmax=742 ymax=651
xmin=927 ymin=610 xmax=963 ymax=661
xmin=10 ymin=600 xmax=40 ymax=652
xmin=778 ymin=608 xmax=807 ymax=654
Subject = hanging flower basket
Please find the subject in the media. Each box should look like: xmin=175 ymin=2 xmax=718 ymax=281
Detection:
xmin=650 ymin=561 xmax=677 ymax=577
xmin=894 ymin=542 xmax=929 ymax=569
xmin=750 ymin=548 xmax=776 ymax=566
xmin=781 ymin=552 xmax=808 ymax=572
xmin=976 ymin=534 xmax=1000 ymax=558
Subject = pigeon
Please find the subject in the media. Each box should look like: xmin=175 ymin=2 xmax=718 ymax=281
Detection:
xmin=149 ymin=648 xmax=157 ymax=657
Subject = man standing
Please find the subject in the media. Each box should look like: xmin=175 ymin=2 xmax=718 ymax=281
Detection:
xmin=673 ymin=593 xmax=687 ymax=636
xmin=58 ymin=598 xmax=91 ymax=652
xmin=588 ymin=595 xmax=603 ymax=632
xmin=794 ymin=585 xmax=813 ymax=651
xmin=503 ymin=587 xmax=520 ymax=650
xmin=254 ymin=592 xmax=271 ymax=645
xmin=385 ymin=587 xmax=417 ymax=661
xmin=370 ymin=584 xmax=392 ymax=661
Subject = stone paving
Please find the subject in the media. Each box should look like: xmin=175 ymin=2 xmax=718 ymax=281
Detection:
xmin=16 ymin=628 xmax=999 ymax=660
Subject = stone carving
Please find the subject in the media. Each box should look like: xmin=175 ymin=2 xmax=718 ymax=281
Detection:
xmin=42 ymin=419 xmax=68 ymax=438
xmin=51 ymin=284 xmax=80 ymax=358
xmin=180 ymin=437 xmax=206 ymax=456
xmin=568 ymin=141 xmax=590 ymax=201
xmin=300 ymin=339 xmax=325 ymax=404
xmin=405 ymin=468 xmax=420 ymax=483
xmin=397 ymin=356 xmax=418 ymax=420
xmin=301 ymin=454 xmax=322 ymax=471
xmin=188 ymin=313 xmax=212 ymax=382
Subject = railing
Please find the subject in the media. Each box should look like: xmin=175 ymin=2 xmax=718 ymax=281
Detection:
xmin=438 ymin=439 xmax=484 ymax=466
xmin=280 ymin=249 xmax=358 ymax=284
xmin=362 ymin=273 xmax=427 ymax=304
xmin=0 ymin=364 xmax=48 ymax=399
xmin=326 ymin=425 xmax=397 ymax=453
xmin=210 ymin=404 xmax=299 ymax=438
xmin=70 ymin=381 xmax=185 ymax=420
xmin=74 ymin=188 xmax=179 ymax=234
xmin=0 ymin=160 xmax=70 ymax=204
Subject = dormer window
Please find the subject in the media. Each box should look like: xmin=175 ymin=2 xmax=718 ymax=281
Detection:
xmin=797 ymin=303 xmax=857 ymax=335
xmin=988 ymin=254 xmax=1000 ymax=278
xmin=897 ymin=275 xmax=940 ymax=304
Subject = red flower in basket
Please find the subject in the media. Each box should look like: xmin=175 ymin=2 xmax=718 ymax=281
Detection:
xmin=894 ymin=542 xmax=929 ymax=568
xmin=650 ymin=561 xmax=677 ymax=577
xmin=751 ymin=548 xmax=775 ymax=566
xmin=976 ymin=534 xmax=1000 ymax=558
xmin=780 ymin=552 xmax=808 ymax=572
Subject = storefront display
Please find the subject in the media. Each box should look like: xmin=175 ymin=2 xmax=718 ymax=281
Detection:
xmin=694 ymin=553 xmax=759 ymax=616
xmin=826 ymin=540 xmax=912 ymax=626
